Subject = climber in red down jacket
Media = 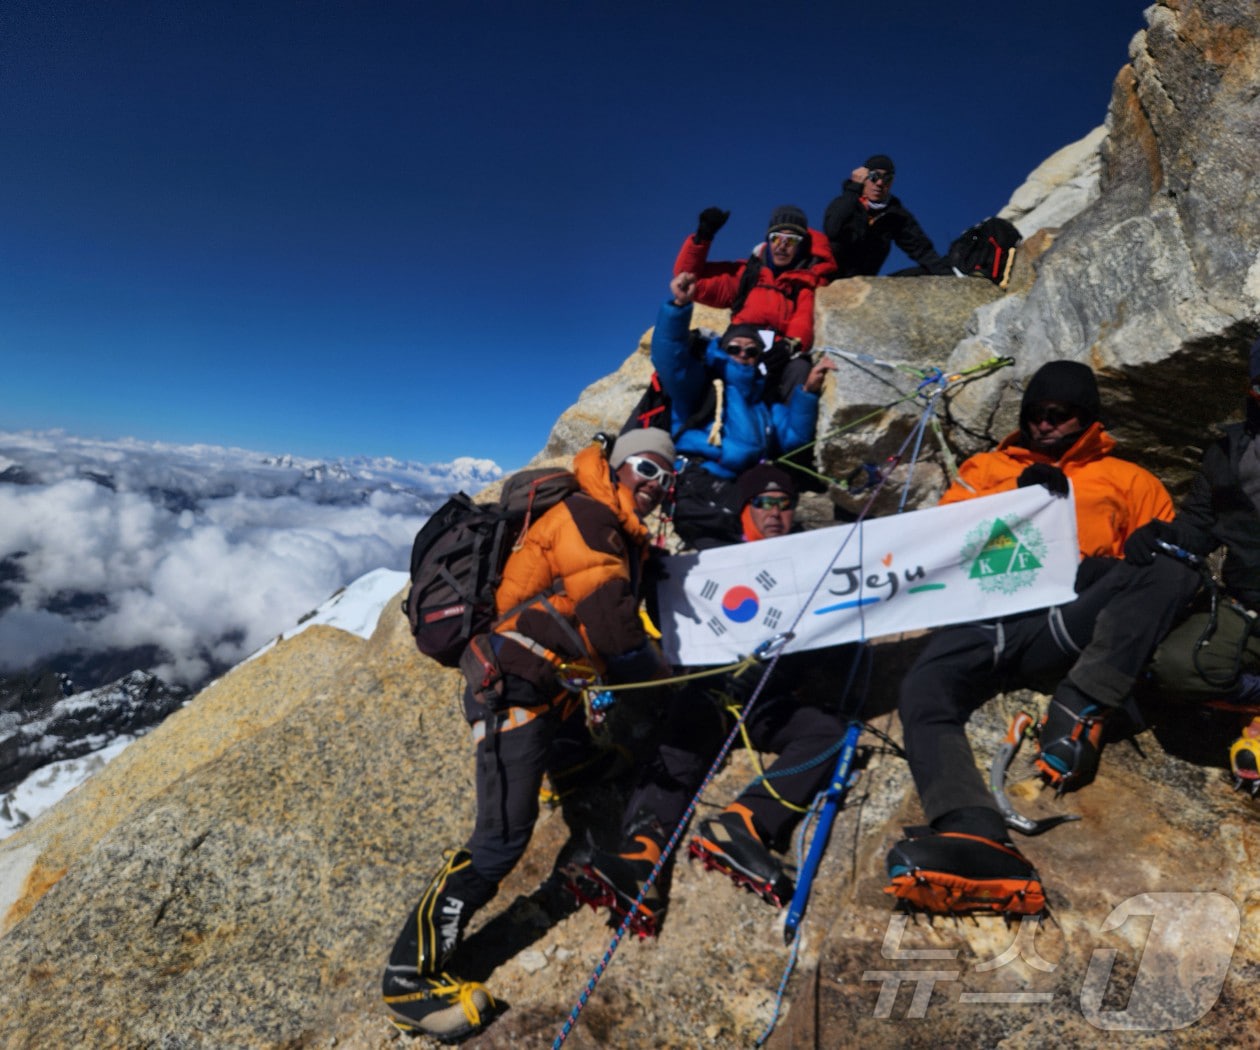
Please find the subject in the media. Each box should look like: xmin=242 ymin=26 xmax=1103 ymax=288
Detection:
xmin=672 ymin=203 xmax=837 ymax=356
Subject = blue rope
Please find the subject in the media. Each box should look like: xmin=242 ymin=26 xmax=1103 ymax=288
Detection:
xmin=554 ymin=383 xmax=944 ymax=1046
xmin=735 ymin=637 xmax=873 ymax=795
xmin=741 ymin=735 xmax=845 ymax=789
xmin=755 ymin=927 xmax=802 ymax=1046
xmin=898 ymin=380 xmax=943 ymax=513
xmin=552 ymin=648 xmax=788 ymax=1049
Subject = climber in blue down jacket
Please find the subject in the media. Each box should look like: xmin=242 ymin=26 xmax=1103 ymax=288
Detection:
xmin=653 ymin=270 xmax=834 ymax=548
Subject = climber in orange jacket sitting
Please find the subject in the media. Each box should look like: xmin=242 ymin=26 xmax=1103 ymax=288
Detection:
xmin=885 ymin=361 xmax=1200 ymax=916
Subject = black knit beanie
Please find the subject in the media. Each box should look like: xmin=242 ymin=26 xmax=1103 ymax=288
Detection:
xmin=719 ymin=324 xmax=768 ymax=353
xmin=766 ymin=205 xmax=808 ymax=236
xmin=1019 ymin=361 xmax=1101 ymax=432
xmin=736 ymin=464 xmax=797 ymax=507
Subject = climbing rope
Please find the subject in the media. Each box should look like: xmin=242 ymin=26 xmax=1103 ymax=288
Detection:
xmin=707 ymin=378 xmax=726 ymax=446
xmin=774 ymin=353 xmax=1014 ymax=492
xmin=553 ymin=354 xmax=1010 ymax=1046
xmin=551 ymin=638 xmax=793 ymax=1050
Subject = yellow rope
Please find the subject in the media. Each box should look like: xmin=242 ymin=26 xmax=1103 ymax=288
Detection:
xmin=707 ymin=378 xmax=725 ymax=446
xmin=563 ymin=653 xmax=762 ymax=699
xmin=720 ymin=696 xmax=810 ymax=814
xmin=569 ymin=654 xmax=766 ymax=742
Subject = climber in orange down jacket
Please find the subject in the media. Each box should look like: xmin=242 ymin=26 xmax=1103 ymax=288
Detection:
xmin=885 ymin=361 xmax=1199 ymax=916
xmin=382 ymin=430 xmax=675 ymax=1042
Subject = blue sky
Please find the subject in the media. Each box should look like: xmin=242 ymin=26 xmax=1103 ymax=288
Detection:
xmin=1 ymin=1 xmax=1149 ymax=469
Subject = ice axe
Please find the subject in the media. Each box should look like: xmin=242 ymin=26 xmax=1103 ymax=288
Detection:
xmin=990 ymin=710 xmax=1081 ymax=836
xmin=783 ymin=720 xmax=863 ymax=944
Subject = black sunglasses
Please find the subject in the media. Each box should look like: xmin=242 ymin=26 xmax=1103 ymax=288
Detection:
xmin=1026 ymin=404 xmax=1079 ymax=426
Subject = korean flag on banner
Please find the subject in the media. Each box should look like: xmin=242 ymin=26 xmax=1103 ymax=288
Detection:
xmin=657 ymin=485 xmax=1081 ymax=665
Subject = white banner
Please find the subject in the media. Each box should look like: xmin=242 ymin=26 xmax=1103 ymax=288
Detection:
xmin=659 ymin=486 xmax=1081 ymax=665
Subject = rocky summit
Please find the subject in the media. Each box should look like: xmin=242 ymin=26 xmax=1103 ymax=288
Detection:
xmin=2 ymin=3 xmax=1259 ymax=1047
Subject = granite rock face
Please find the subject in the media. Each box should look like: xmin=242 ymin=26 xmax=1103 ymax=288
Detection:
xmin=2 ymin=3 xmax=1260 ymax=1048
xmin=1000 ymin=124 xmax=1107 ymax=238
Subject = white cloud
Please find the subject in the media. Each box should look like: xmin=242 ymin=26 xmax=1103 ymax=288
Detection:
xmin=0 ymin=429 xmax=501 ymax=687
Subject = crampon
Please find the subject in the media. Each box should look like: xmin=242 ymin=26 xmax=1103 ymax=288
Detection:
xmin=884 ymin=831 xmax=1046 ymax=917
xmin=687 ymin=836 xmax=794 ymax=908
xmin=559 ymin=861 xmax=661 ymax=939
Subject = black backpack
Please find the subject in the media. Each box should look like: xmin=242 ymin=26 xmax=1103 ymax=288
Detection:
xmin=946 ymin=217 xmax=1021 ymax=287
xmin=619 ymin=330 xmax=716 ymax=436
xmin=402 ymin=468 xmax=580 ymax=666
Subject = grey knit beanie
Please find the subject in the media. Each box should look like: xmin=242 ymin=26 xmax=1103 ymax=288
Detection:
xmin=610 ymin=428 xmax=676 ymax=468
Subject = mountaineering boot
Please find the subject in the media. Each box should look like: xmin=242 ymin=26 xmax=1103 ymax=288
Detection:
xmin=884 ymin=827 xmax=1046 ymax=916
xmin=1034 ymin=684 xmax=1108 ymax=794
xmin=689 ymin=803 xmax=794 ymax=907
xmin=1229 ymin=716 xmax=1260 ymax=797
xmin=382 ymin=848 xmax=498 ymax=1041
xmin=563 ymin=815 xmax=667 ymax=938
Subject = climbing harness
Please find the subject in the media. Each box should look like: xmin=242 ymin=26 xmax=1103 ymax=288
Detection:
xmin=553 ymin=352 xmax=1012 ymax=1048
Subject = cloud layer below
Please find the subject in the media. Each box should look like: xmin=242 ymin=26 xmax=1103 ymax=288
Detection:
xmin=0 ymin=429 xmax=501 ymax=687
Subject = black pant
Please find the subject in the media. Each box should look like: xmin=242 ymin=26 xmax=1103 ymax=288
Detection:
xmin=622 ymin=671 xmax=848 ymax=851
xmin=898 ymin=556 xmax=1199 ymax=826
xmin=671 ymin=463 xmax=743 ymax=550
xmin=461 ymin=676 xmax=588 ymax=885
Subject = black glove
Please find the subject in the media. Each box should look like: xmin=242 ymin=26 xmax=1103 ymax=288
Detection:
xmin=1016 ymin=463 xmax=1069 ymax=498
xmin=605 ymin=640 xmax=670 ymax=685
xmin=1123 ymin=519 xmax=1174 ymax=566
xmin=696 ymin=207 xmax=730 ymax=243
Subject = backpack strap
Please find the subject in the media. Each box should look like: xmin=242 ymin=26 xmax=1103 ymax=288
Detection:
xmin=729 ymin=254 xmax=764 ymax=317
xmin=636 ymin=372 xmax=669 ymax=429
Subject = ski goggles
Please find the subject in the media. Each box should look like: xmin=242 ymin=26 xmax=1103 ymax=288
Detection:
xmin=750 ymin=494 xmax=794 ymax=511
xmin=624 ymin=455 xmax=675 ymax=489
xmin=767 ymin=230 xmax=805 ymax=250
xmin=866 ymin=170 xmax=893 ymax=184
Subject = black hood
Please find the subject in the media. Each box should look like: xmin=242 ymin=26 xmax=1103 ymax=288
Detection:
xmin=1019 ymin=361 xmax=1101 ymax=433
